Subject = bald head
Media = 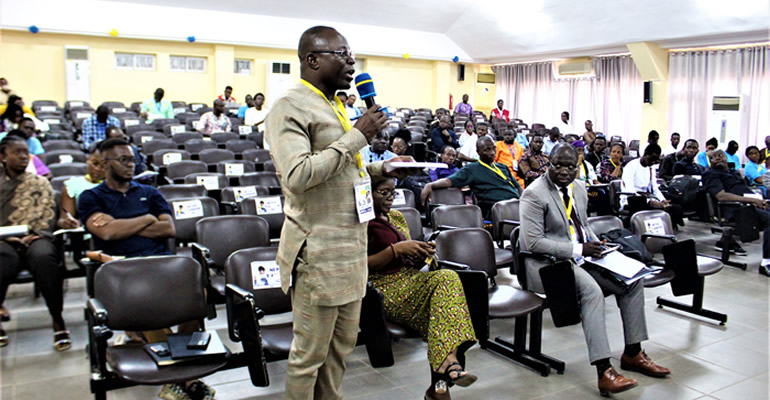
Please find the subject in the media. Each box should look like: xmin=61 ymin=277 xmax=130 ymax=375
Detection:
xmin=476 ymin=136 xmax=496 ymax=164
xmin=297 ymin=25 xmax=354 ymax=98
xmin=298 ymin=26 xmax=338 ymax=60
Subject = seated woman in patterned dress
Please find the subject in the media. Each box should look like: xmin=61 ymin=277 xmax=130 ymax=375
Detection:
xmin=367 ymin=176 xmax=477 ymax=400
xmin=597 ymin=142 xmax=625 ymax=183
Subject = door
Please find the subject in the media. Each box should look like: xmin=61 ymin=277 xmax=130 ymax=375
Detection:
xmin=65 ymin=46 xmax=90 ymax=103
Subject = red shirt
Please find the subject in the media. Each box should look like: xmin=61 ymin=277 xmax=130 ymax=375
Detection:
xmin=491 ymin=108 xmax=509 ymax=122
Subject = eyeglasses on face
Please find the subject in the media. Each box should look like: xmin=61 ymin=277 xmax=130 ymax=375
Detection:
xmin=549 ymin=163 xmax=577 ymax=172
xmin=104 ymin=156 xmax=135 ymax=166
xmin=374 ymin=189 xmax=397 ymax=198
xmin=308 ymin=50 xmax=355 ymax=59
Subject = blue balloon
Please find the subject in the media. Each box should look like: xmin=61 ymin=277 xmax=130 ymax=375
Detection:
xmin=452 ymin=56 xmax=459 ymax=63
xmin=187 ymin=36 xmax=196 ymax=43
xmin=28 ymin=25 xmax=39 ymax=34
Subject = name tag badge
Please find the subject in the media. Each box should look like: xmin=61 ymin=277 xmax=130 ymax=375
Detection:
xmin=354 ymin=178 xmax=375 ymax=223
xmin=511 ymin=159 xmax=518 ymax=171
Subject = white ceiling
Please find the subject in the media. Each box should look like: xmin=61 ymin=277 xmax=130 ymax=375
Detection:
xmin=69 ymin=0 xmax=770 ymax=62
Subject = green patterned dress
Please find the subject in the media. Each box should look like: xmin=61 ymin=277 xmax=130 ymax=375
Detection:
xmin=366 ymin=209 xmax=476 ymax=370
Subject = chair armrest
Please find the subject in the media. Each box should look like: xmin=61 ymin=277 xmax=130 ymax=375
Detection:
xmin=434 ymin=225 xmax=459 ymax=232
xmin=191 ymin=243 xmax=217 ymax=319
xmin=220 ymin=201 xmax=240 ymax=215
xmin=85 ymin=298 xmax=112 ymax=376
xmin=518 ymin=250 xmax=557 ymax=263
xmin=225 ymin=283 xmax=265 ymax=342
xmin=496 ymin=219 xmax=519 ymax=246
xmin=84 ymin=259 xmax=103 ymax=298
xmin=437 ymin=259 xmax=471 ymax=271
xmin=640 ymin=234 xmax=677 ymax=243
xmin=87 ymin=298 xmax=108 ymax=325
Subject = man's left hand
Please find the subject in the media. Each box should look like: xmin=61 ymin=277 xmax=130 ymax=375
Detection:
xmin=382 ymin=156 xmax=416 ymax=180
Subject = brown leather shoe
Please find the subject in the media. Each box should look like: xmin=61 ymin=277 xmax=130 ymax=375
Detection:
xmin=621 ymin=350 xmax=671 ymax=377
xmin=424 ymin=384 xmax=451 ymax=400
xmin=598 ymin=367 xmax=638 ymax=397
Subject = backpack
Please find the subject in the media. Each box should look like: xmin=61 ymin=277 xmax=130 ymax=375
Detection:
xmin=666 ymin=176 xmax=700 ymax=208
xmin=599 ymin=228 xmax=653 ymax=263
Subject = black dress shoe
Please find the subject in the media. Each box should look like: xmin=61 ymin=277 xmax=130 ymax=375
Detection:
xmin=759 ymin=265 xmax=770 ymax=277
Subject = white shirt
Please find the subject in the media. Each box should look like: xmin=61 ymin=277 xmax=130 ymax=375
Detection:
xmin=458 ymin=134 xmax=479 ymax=160
xmin=576 ymin=160 xmax=597 ymax=184
xmin=458 ymin=132 xmax=474 ymax=147
xmin=557 ymin=120 xmax=573 ymax=133
xmin=622 ymin=158 xmax=664 ymax=205
xmin=662 ymin=144 xmax=679 ymax=156
xmin=244 ymin=107 xmax=269 ymax=127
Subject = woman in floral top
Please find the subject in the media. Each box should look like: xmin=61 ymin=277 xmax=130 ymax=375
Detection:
xmin=597 ymin=142 xmax=625 ymax=183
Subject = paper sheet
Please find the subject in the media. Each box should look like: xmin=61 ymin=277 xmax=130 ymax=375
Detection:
xmin=255 ymin=196 xmax=282 ymax=215
xmin=196 ymin=175 xmax=220 ymax=190
xmin=251 ymin=260 xmax=281 ymax=289
xmin=644 ymin=217 xmax=666 ymax=235
xmin=162 ymin=152 xmax=183 ymax=165
xmin=233 ymin=186 xmax=258 ymax=202
xmin=392 ymin=189 xmax=407 ymax=206
xmin=225 ymin=162 xmax=245 ymax=177
xmin=238 ymin=125 xmax=253 ymax=135
xmin=588 ymin=251 xmax=646 ymax=278
xmin=173 ymin=199 xmax=204 ymax=220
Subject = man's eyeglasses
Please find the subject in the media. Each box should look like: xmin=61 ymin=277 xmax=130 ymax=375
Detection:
xmin=374 ymin=189 xmax=397 ymax=198
xmin=308 ymin=50 xmax=355 ymax=59
xmin=104 ymin=156 xmax=135 ymax=166
xmin=549 ymin=163 xmax=577 ymax=172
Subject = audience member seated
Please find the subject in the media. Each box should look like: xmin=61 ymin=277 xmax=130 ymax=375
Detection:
xmin=519 ymin=133 xmax=550 ymax=186
xmin=391 ymin=136 xmax=411 ymax=157
xmin=3 ymin=132 xmax=49 ymax=179
xmin=457 ymin=122 xmax=489 ymax=162
xmin=582 ymin=120 xmax=596 ymax=143
xmin=105 ymin=126 xmax=146 ymax=176
xmin=430 ymin=115 xmax=459 ymax=153
xmin=56 ymin=149 xmax=104 ymax=229
xmin=745 ymin=145 xmax=767 ymax=198
xmin=0 ymin=118 xmax=44 ymax=155
xmin=197 ymin=99 xmax=232 ymax=136
xmin=82 ymin=105 xmax=120 ymax=150
xmin=78 ymin=138 xmax=174 ymax=258
xmin=622 ymin=144 xmax=685 ymax=227
xmin=597 ymin=143 xmax=624 ymax=183
xmin=760 ymin=136 xmax=770 ymax=166
xmin=1 ymin=95 xmax=49 ymax=132
xmin=0 ymin=135 xmax=70 ymax=351
xmin=421 ymin=136 xmax=523 ymax=218
xmin=697 ymin=137 xmax=718 ymax=168
xmin=564 ymin=134 xmax=580 ymax=144
xmin=454 ymin=94 xmax=473 ymax=116
xmin=657 ymin=149 xmax=682 ymax=181
xmin=519 ymin=143 xmax=670 ymax=396
xmin=458 ymin=120 xmax=476 ymax=147
xmin=237 ymin=94 xmax=253 ymax=119
xmin=703 ymin=149 xmax=770 ymax=276
xmin=585 ymin=136 xmax=608 ymax=167
xmin=543 ymin=128 xmax=560 ymax=155
xmin=640 ymin=130 xmax=659 ymax=156
xmin=490 ymin=99 xmax=509 ymax=122
xmin=217 ymin=85 xmax=236 ymax=103
xmin=662 ymin=132 xmax=681 ymax=156
xmin=513 ymin=126 xmax=530 ymax=149
xmin=140 ymin=88 xmax=174 ymax=123
xmin=244 ymin=93 xmax=269 ymax=132
xmin=0 ymin=77 xmax=13 ymax=105
xmin=494 ymin=128 xmax=525 ymax=188
xmin=572 ymin=140 xmax=598 ymax=185
xmin=0 ymin=103 xmax=25 ymax=134
xmin=556 ymin=111 xmax=573 ymax=133
xmin=367 ymin=176 xmax=477 ymax=399
xmin=361 ymin=131 xmax=397 ymax=164
xmin=725 ymin=140 xmax=741 ymax=169
xmin=429 ymin=146 xmax=459 ymax=181
xmin=672 ymin=139 xmax=705 ymax=176
xmin=345 ymin=94 xmax=361 ymax=119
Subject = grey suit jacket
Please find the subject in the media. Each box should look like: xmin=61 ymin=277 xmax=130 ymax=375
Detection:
xmin=519 ymin=174 xmax=598 ymax=293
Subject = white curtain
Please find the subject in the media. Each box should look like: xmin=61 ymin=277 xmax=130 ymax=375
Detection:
xmin=492 ymin=56 xmax=642 ymax=140
xmin=668 ymin=46 xmax=770 ymax=150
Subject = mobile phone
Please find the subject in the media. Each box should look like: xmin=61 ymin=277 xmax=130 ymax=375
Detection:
xmin=188 ymin=331 xmax=211 ymax=350
xmin=149 ymin=344 xmax=170 ymax=357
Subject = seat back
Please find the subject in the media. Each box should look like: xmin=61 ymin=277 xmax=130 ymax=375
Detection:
xmin=392 ymin=189 xmax=416 ymax=210
xmin=490 ymin=199 xmax=520 ymax=242
xmin=171 ymin=132 xmax=203 ymax=144
xmin=42 ymin=150 xmax=87 ymax=165
xmin=429 ymin=187 xmax=465 ymax=206
xmin=94 ymin=256 xmax=207 ymax=331
xmin=246 ymin=132 xmax=264 ymax=148
xmin=153 ymin=149 xmax=191 ymax=166
xmin=198 ymin=148 xmax=236 ymax=165
xmin=239 ymin=195 xmax=285 ymax=239
xmin=225 ymin=247 xmax=292 ymax=314
xmin=239 ymin=172 xmax=280 ymax=188
xmin=216 ymin=160 xmax=256 ymax=177
xmin=431 ymin=204 xmax=482 ymax=230
xmin=211 ymin=132 xmax=239 ymax=144
xmin=398 ymin=207 xmax=424 ymax=241
xmin=585 ymin=215 xmax=623 ymax=237
xmin=183 ymin=139 xmax=218 ymax=154
xmin=435 ymin=228 xmax=497 ymax=277
xmin=166 ymin=160 xmax=208 ymax=180
xmin=183 ymin=173 xmax=229 ymax=191
xmin=42 ymin=140 xmax=80 ymax=152
xmin=158 ymin=184 xmax=207 ymax=200
xmin=221 ymin=185 xmax=270 ymax=203
xmin=196 ymin=215 xmax=270 ymax=267
xmin=608 ymin=180 xmax=623 ymax=213
xmin=243 ymin=148 xmax=271 ymax=163
xmin=50 ymin=175 xmax=79 ymax=192
xmin=629 ymin=210 xmax=674 ymax=253
xmin=168 ymin=196 xmax=220 ymax=244
xmin=225 ymin=139 xmax=258 ymax=154
xmin=49 ymin=162 xmax=87 ymax=177
xmin=131 ymin=132 xmax=167 ymax=147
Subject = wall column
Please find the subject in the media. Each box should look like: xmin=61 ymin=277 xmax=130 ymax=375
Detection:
xmin=214 ymin=44 xmax=234 ymax=99
xmin=627 ymin=41 xmax=669 ymax=142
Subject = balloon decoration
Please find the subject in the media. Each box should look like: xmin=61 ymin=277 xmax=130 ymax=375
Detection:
xmin=28 ymin=25 xmax=39 ymax=34
xmin=452 ymin=56 xmax=459 ymax=63
xmin=403 ymin=53 xmax=410 ymax=59
xmin=109 ymin=28 xmax=119 ymax=37
xmin=187 ymin=36 xmax=196 ymax=43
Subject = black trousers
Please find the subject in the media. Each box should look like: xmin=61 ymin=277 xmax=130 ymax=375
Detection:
xmin=0 ymin=238 xmax=64 ymax=317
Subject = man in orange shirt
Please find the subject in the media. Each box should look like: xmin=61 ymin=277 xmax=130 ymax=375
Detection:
xmin=495 ymin=128 xmax=525 ymax=188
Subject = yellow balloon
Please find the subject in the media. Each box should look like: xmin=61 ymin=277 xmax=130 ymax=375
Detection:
xmin=403 ymin=53 xmax=410 ymax=59
xmin=109 ymin=29 xmax=119 ymax=37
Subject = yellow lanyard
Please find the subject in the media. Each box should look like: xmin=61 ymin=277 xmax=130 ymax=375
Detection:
xmin=706 ymin=152 xmax=711 ymax=167
xmin=300 ymin=79 xmax=364 ymax=177
xmin=479 ymin=161 xmax=515 ymax=187
xmin=609 ymin=158 xmax=618 ymax=168
xmin=560 ymin=183 xmax=576 ymax=237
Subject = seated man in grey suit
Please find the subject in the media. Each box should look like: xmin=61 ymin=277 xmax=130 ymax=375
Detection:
xmin=519 ymin=143 xmax=670 ymax=396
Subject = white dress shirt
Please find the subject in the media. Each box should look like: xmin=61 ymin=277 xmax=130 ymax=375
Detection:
xmin=458 ymin=134 xmax=479 ymax=160
xmin=622 ymin=158 xmax=664 ymax=205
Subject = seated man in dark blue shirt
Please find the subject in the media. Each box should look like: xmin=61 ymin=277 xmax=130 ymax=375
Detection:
xmin=78 ymin=138 xmax=174 ymax=257
xmin=702 ymin=150 xmax=770 ymax=276
xmin=672 ymin=139 xmax=705 ymax=176
xmin=421 ymin=136 xmax=523 ymax=218
xmin=429 ymin=145 xmax=459 ymax=181
xmin=430 ymin=115 xmax=458 ymax=153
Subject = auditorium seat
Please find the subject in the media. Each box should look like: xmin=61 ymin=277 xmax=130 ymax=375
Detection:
xmin=243 ymin=148 xmax=270 ymax=163
xmin=158 ymin=184 xmax=207 ymax=201
xmin=42 ymin=150 xmax=87 ymax=165
xmin=171 ymin=132 xmax=203 ymax=144
xmin=42 ymin=139 xmax=81 ymax=152
xmin=166 ymin=160 xmax=208 ymax=183
xmin=167 ymin=196 xmax=219 ymax=256
xmin=49 ymin=162 xmax=87 ymax=177
xmin=238 ymin=194 xmax=285 ymax=240
xmin=184 ymin=139 xmax=218 ymax=156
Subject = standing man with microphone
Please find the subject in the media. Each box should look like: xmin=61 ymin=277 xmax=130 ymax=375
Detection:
xmin=266 ymin=26 xmax=413 ymax=400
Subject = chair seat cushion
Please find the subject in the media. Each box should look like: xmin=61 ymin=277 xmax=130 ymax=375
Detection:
xmin=105 ymin=343 xmax=228 ymax=384
xmin=210 ymin=275 xmax=226 ymax=298
xmin=494 ymin=248 xmax=513 ymax=267
xmin=385 ymin=320 xmax=421 ymax=340
xmin=643 ymin=269 xmax=675 ymax=288
xmin=262 ymin=322 xmax=293 ymax=359
xmin=488 ymin=285 xmax=543 ymax=318
xmin=175 ymin=246 xmax=193 ymax=258
xmin=696 ymin=256 xmax=723 ymax=276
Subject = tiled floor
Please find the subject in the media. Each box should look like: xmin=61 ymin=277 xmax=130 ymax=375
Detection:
xmin=1 ymin=220 xmax=768 ymax=400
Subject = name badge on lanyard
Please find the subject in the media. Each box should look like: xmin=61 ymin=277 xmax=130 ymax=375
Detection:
xmin=354 ymin=178 xmax=375 ymax=223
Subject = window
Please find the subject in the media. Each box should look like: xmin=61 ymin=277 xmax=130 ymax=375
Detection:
xmin=271 ymin=62 xmax=291 ymax=74
xmin=114 ymin=52 xmax=156 ymax=71
xmin=170 ymin=55 xmax=207 ymax=73
xmin=234 ymin=59 xmax=252 ymax=75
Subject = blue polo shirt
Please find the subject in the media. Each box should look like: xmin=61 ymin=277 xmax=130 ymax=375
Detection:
xmin=78 ymin=181 xmax=173 ymax=257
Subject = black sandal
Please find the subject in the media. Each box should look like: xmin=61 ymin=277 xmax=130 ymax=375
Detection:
xmin=442 ymin=361 xmax=477 ymax=388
